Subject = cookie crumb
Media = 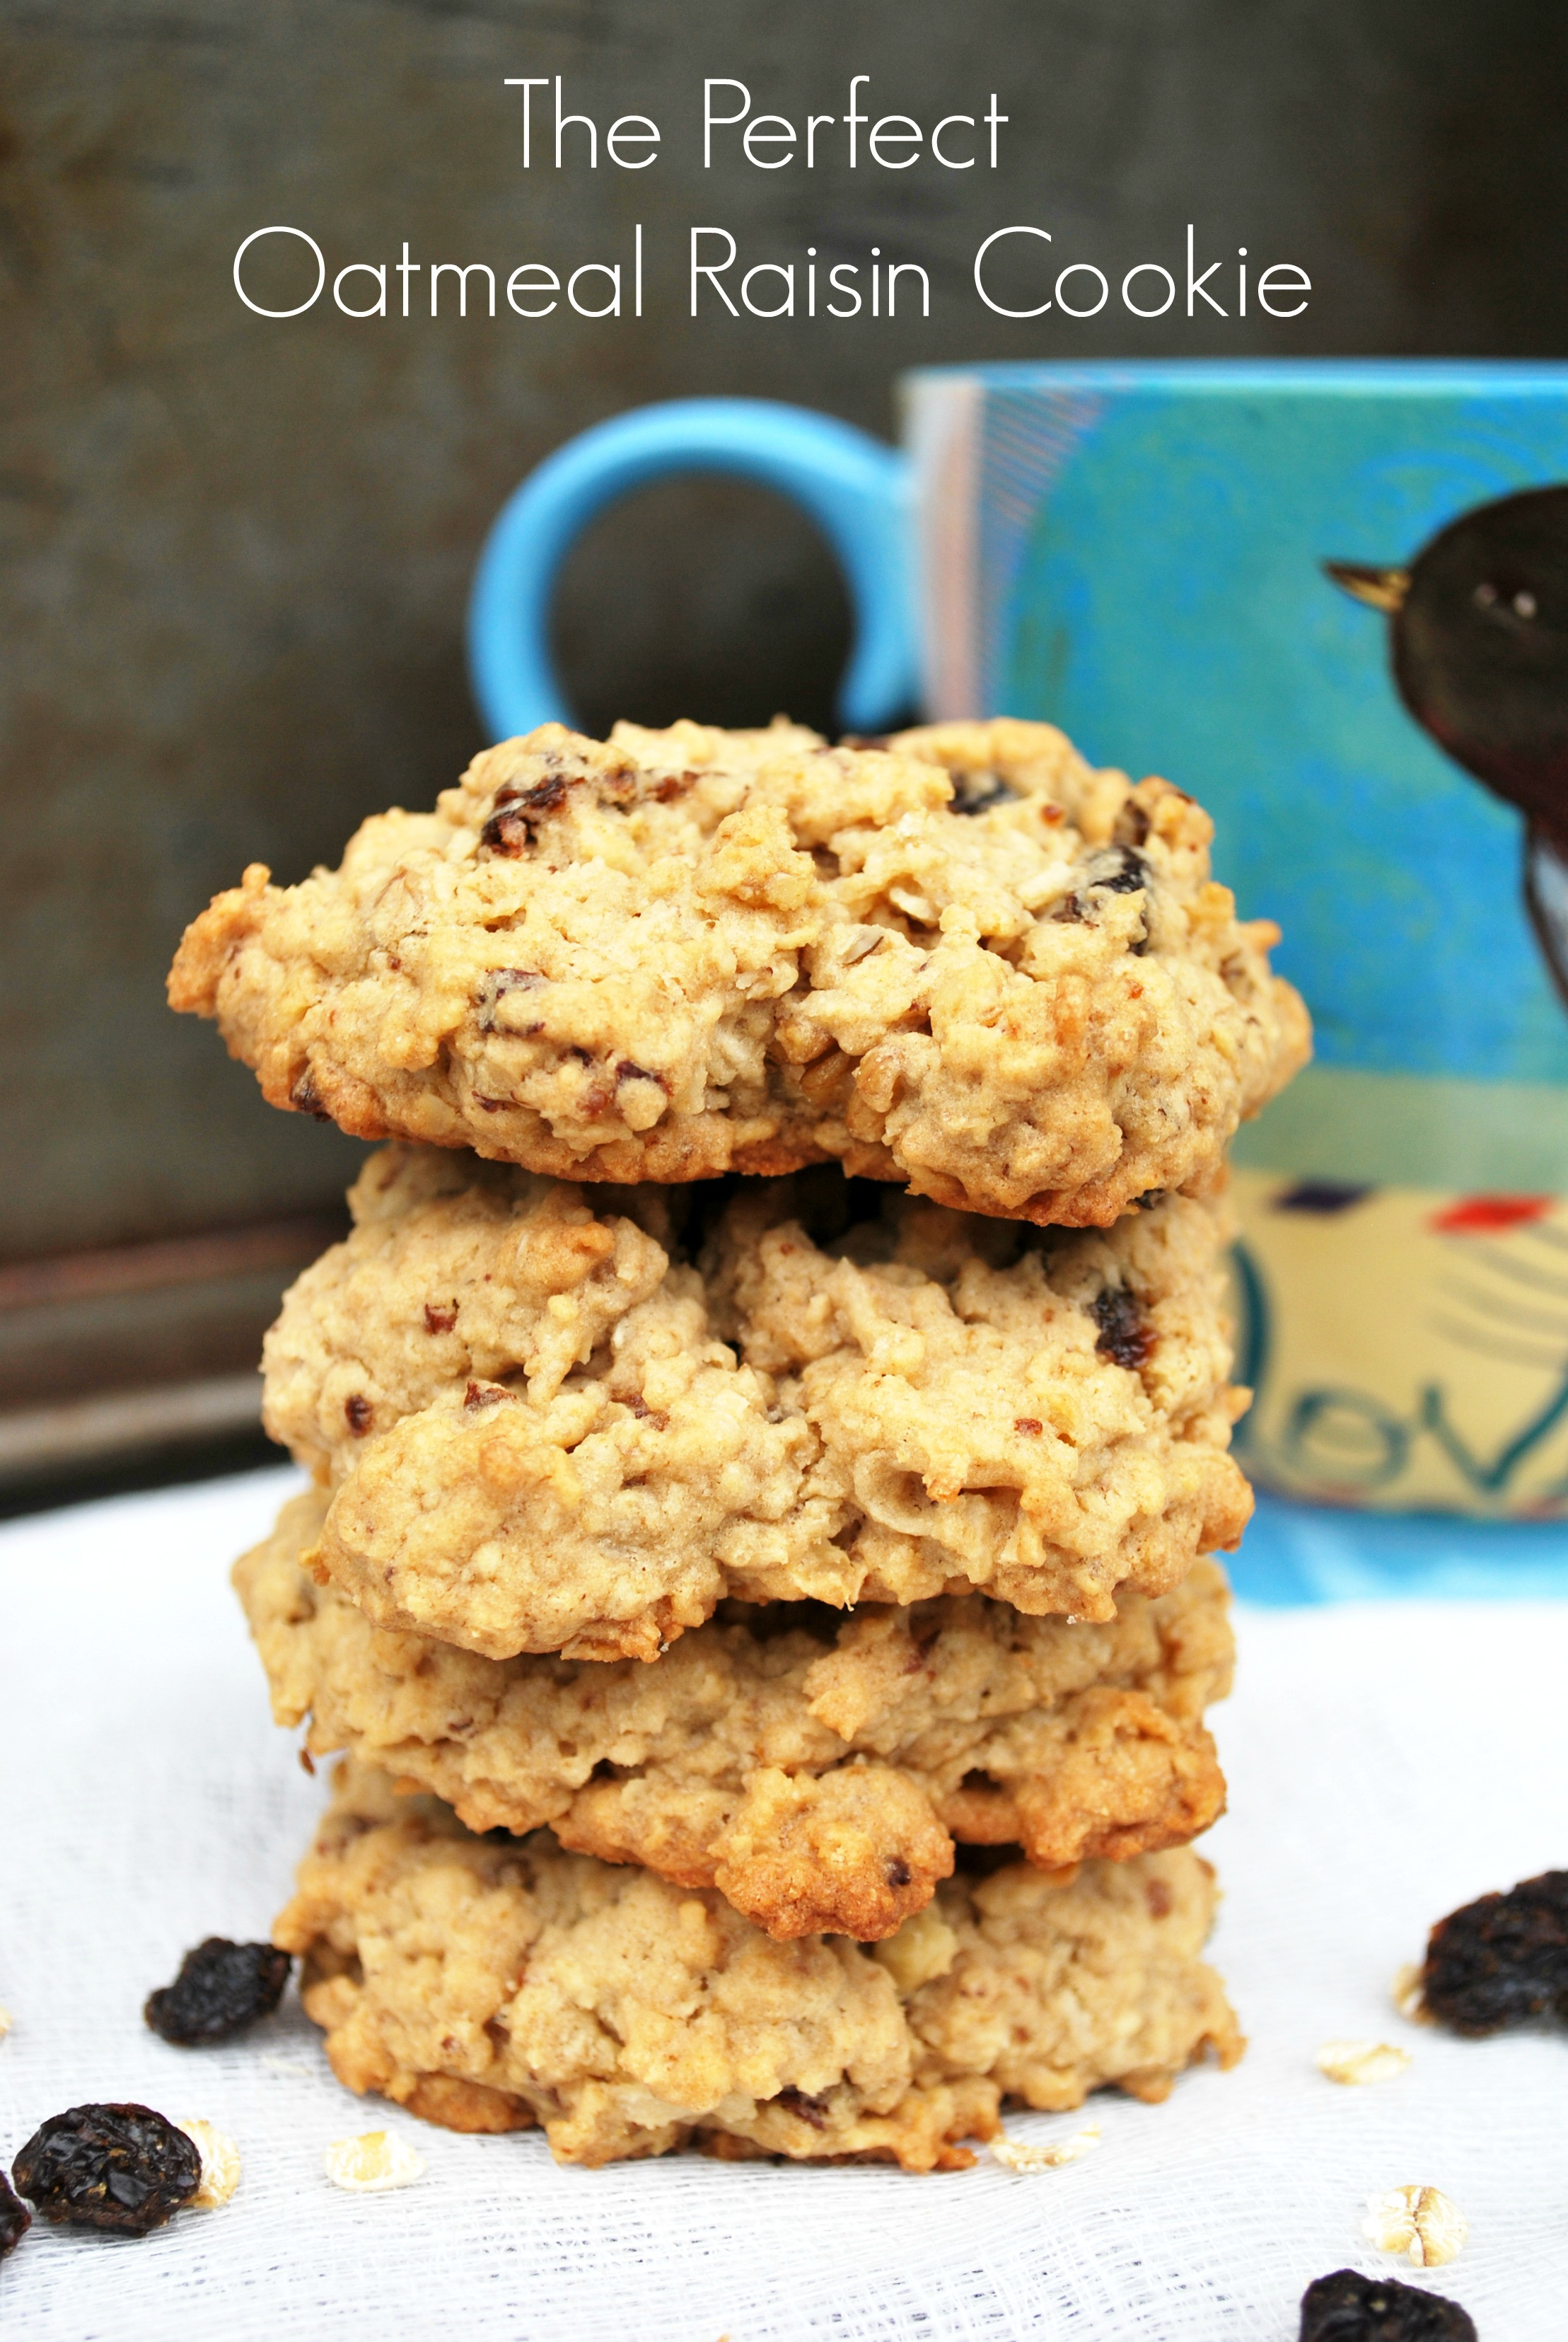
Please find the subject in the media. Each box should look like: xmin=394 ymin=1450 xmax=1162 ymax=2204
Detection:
xmin=1391 ymin=1961 xmax=1430 ymax=2022
xmin=179 ymin=2119 xmax=241 ymax=2209
xmin=1315 ymin=2039 xmax=1412 ymax=2085
xmin=1362 ymin=2184 xmax=1468 ymax=2267
xmin=324 ymin=2131 xmax=426 ymax=2193
xmin=989 ymin=2123 xmax=1099 ymax=2173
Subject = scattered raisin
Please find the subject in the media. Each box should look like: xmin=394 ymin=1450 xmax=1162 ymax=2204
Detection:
xmin=344 ymin=1394 xmax=373 ymax=1437
xmin=886 ymin=1858 xmax=913 ymax=1889
xmin=289 ymin=1069 xmax=330 ymax=1120
xmin=475 ymin=968 xmax=545 ymax=1029
xmin=1091 ymin=1286 xmax=1152 ymax=1370
xmin=1114 ymin=800 xmax=1151 ymax=847
xmin=1093 ymin=845 xmax=1149 ymax=893
xmin=144 ymin=1937 xmax=291 ymax=2046
xmin=12 ymin=2104 xmax=200 ymax=2237
xmin=424 ymin=1302 xmax=458 ymax=1335
xmin=1298 ymin=2267 xmax=1476 ymax=2341
xmin=775 ymin=2088 xmax=828 ymax=2130
xmin=1053 ymin=846 xmax=1151 ymax=944
xmin=1422 ymin=1867 xmax=1568 ymax=2034
xmin=949 ymin=770 xmax=1013 ymax=815
xmin=480 ymin=773 xmax=572 ymax=852
xmin=615 ymin=1060 xmax=667 ymax=1089
xmin=0 ymin=2173 xmax=30 ymax=2258
xmin=1014 ymin=1416 xmax=1043 ymax=1436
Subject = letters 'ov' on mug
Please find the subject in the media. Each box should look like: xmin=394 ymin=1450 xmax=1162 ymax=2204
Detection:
xmin=469 ymin=362 xmax=1568 ymax=1518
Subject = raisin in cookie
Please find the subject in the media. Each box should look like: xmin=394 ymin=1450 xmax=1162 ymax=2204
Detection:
xmin=170 ymin=717 xmax=1308 ymax=1228
xmin=275 ymin=1761 xmax=1243 ymax=2169
xmin=238 ymin=1487 xmax=1233 ymax=1940
xmin=264 ymin=1149 xmax=1250 ymax=1660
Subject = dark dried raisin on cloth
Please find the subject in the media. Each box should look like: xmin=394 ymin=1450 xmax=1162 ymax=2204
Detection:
xmin=144 ymin=1937 xmax=291 ymax=2044
xmin=0 ymin=2172 xmax=30 ymax=2257
xmin=1299 ymin=2269 xmax=1477 ymax=2341
xmin=1423 ymin=1867 xmax=1568 ymax=2034
xmin=12 ymin=2104 xmax=199 ymax=2237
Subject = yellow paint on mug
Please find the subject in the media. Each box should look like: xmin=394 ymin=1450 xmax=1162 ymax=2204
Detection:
xmin=1231 ymin=1168 xmax=1568 ymax=1516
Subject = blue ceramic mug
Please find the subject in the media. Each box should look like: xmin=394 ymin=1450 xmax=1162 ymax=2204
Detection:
xmin=469 ymin=363 xmax=1568 ymax=1517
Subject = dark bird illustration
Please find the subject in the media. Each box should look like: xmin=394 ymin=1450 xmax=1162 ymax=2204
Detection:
xmin=1325 ymin=482 xmax=1568 ymax=1010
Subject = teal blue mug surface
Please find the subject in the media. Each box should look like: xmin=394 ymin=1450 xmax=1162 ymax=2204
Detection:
xmin=469 ymin=362 xmax=1568 ymax=1519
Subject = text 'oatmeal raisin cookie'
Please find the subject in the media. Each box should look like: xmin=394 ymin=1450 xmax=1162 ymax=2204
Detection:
xmin=274 ymin=1761 xmax=1243 ymax=2170
xmin=262 ymin=1147 xmax=1252 ymax=1661
xmin=237 ymin=1487 xmax=1233 ymax=1941
xmin=168 ymin=716 xmax=1309 ymax=1229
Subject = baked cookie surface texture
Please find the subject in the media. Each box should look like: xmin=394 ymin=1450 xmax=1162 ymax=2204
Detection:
xmin=170 ymin=717 xmax=1309 ymax=1227
xmin=238 ymin=1487 xmax=1233 ymax=1940
xmin=261 ymin=1149 xmax=1251 ymax=1659
xmin=274 ymin=1763 xmax=1243 ymax=2169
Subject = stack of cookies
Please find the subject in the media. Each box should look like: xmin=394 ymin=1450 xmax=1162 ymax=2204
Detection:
xmin=170 ymin=715 xmax=1308 ymax=2171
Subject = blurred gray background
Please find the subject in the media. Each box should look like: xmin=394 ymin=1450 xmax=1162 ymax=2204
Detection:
xmin=0 ymin=0 xmax=1557 ymax=1485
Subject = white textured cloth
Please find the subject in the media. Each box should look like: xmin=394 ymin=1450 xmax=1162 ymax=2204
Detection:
xmin=1 ymin=1466 xmax=1564 ymax=2341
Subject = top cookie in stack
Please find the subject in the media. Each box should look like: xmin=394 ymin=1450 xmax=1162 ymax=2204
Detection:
xmin=169 ymin=717 xmax=1308 ymax=1227
xmin=170 ymin=721 xmax=1305 ymax=2147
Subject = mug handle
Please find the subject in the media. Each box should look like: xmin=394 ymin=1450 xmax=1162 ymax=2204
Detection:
xmin=467 ymin=397 xmax=917 ymax=742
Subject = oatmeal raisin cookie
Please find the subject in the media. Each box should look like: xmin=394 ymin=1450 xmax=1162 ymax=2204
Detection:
xmin=274 ymin=1761 xmax=1243 ymax=2169
xmin=170 ymin=717 xmax=1308 ymax=1227
xmin=238 ymin=1488 xmax=1232 ymax=1940
xmin=262 ymin=1148 xmax=1251 ymax=1659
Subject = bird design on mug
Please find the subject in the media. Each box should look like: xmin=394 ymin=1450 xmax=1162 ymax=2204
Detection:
xmin=1326 ymin=483 xmax=1568 ymax=1011
xmin=1314 ymin=489 xmax=1568 ymax=1475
